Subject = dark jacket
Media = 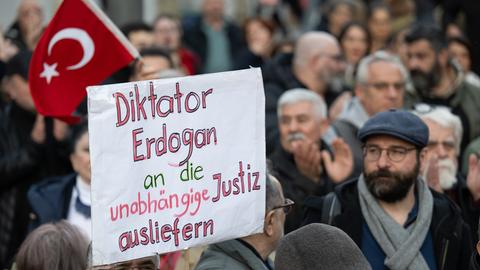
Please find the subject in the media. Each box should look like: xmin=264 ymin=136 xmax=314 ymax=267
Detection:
xmin=471 ymin=252 xmax=480 ymax=270
xmin=447 ymin=175 xmax=480 ymax=243
xmin=262 ymin=53 xmax=340 ymax=156
xmin=303 ymin=179 xmax=474 ymax=270
xmin=182 ymin=15 xmax=244 ymax=73
xmin=27 ymin=174 xmax=76 ymax=231
xmin=0 ymin=103 xmax=40 ymax=269
xmin=270 ymin=143 xmax=335 ymax=233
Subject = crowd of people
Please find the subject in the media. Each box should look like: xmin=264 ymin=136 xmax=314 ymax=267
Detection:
xmin=1 ymin=0 xmax=480 ymax=269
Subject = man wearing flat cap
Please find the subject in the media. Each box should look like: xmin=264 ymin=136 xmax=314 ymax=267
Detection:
xmin=304 ymin=109 xmax=473 ymax=270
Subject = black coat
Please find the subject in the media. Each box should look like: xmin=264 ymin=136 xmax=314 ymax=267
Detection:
xmin=303 ymin=179 xmax=474 ymax=270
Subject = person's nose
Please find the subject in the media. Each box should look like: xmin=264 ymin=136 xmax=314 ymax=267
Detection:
xmin=376 ymin=149 xmax=392 ymax=169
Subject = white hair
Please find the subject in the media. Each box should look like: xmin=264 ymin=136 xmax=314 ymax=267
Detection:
xmin=356 ymin=50 xmax=409 ymax=85
xmin=417 ymin=106 xmax=463 ymax=154
xmin=277 ymin=88 xmax=327 ymax=120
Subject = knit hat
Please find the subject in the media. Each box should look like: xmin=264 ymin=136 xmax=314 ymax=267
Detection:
xmin=274 ymin=224 xmax=371 ymax=270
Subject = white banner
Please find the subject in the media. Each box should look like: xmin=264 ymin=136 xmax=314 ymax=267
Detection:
xmin=87 ymin=68 xmax=266 ymax=266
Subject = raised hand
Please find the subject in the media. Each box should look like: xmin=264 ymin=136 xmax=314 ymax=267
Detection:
xmin=321 ymin=138 xmax=353 ymax=183
xmin=291 ymin=139 xmax=322 ymax=183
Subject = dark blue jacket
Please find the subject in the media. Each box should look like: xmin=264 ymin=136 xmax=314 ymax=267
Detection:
xmin=27 ymin=173 xmax=76 ymax=231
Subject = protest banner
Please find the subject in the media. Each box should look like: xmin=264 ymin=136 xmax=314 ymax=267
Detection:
xmin=87 ymin=68 xmax=266 ymax=266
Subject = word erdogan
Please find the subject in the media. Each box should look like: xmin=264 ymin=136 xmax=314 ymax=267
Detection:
xmin=113 ymin=82 xmax=217 ymax=166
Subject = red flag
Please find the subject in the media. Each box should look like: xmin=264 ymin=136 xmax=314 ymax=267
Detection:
xmin=29 ymin=0 xmax=138 ymax=123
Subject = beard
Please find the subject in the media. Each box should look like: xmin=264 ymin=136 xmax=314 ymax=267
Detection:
xmin=437 ymin=158 xmax=458 ymax=190
xmin=410 ymin=61 xmax=442 ymax=97
xmin=364 ymin=163 xmax=419 ymax=203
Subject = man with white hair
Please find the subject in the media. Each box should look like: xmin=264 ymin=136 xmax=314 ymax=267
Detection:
xmin=326 ymin=50 xmax=408 ymax=177
xmin=263 ymin=31 xmax=344 ymax=155
xmin=270 ymin=88 xmax=352 ymax=233
xmin=418 ymin=106 xmax=480 ymax=242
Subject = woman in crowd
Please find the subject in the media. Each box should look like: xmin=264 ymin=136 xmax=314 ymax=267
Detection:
xmin=367 ymin=1 xmax=392 ymax=53
xmin=338 ymin=21 xmax=370 ymax=90
xmin=235 ymin=17 xmax=277 ymax=69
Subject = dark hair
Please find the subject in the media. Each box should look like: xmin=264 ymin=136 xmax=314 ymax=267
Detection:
xmin=139 ymin=47 xmax=174 ymax=68
xmin=243 ymin=17 xmax=276 ymax=38
xmin=120 ymin=22 xmax=153 ymax=38
xmin=447 ymin=36 xmax=473 ymax=59
xmin=405 ymin=24 xmax=447 ymax=52
xmin=68 ymin=119 xmax=88 ymax=155
xmin=326 ymin=0 xmax=356 ymax=15
xmin=367 ymin=0 xmax=391 ymax=19
xmin=15 ymin=221 xmax=89 ymax=270
xmin=338 ymin=21 xmax=371 ymax=53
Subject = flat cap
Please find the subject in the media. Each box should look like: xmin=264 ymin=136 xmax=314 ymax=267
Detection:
xmin=358 ymin=109 xmax=429 ymax=148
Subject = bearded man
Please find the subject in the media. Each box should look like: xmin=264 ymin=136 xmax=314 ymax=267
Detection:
xmin=403 ymin=24 xmax=480 ymax=154
xmin=303 ymin=109 xmax=473 ymax=270
xmin=417 ymin=106 xmax=480 ymax=243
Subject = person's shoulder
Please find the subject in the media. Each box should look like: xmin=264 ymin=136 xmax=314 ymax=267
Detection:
xmin=430 ymin=188 xmax=464 ymax=222
xmin=28 ymin=173 xmax=76 ymax=196
xmin=195 ymin=242 xmax=247 ymax=270
xmin=458 ymin=78 xmax=480 ymax=100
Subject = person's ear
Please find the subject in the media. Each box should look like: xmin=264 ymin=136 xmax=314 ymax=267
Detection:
xmin=264 ymin=210 xmax=275 ymax=237
xmin=477 ymin=240 xmax=480 ymax=255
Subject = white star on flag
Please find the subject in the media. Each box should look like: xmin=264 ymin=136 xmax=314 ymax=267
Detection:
xmin=39 ymin=62 xmax=60 ymax=84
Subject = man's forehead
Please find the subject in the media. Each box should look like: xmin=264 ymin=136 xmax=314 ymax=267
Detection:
xmin=366 ymin=134 xmax=414 ymax=147
xmin=281 ymin=101 xmax=315 ymax=114
xmin=425 ymin=119 xmax=455 ymax=137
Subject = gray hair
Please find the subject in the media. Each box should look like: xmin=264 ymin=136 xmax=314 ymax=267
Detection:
xmin=16 ymin=221 xmax=89 ymax=270
xmin=416 ymin=106 xmax=463 ymax=154
xmin=356 ymin=50 xmax=409 ymax=85
xmin=277 ymin=88 xmax=327 ymax=120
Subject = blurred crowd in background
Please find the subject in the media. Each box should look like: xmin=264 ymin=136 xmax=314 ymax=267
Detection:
xmin=1 ymin=0 xmax=480 ymax=269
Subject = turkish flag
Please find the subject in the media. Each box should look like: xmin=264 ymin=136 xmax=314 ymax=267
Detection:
xmin=29 ymin=0 xmax=138 ymax=123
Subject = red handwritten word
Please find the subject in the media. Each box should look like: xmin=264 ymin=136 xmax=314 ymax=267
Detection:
xmin=118 ymin=218 xmax=214 ymax=252
xmin=109 ymin=188 xmax=210 ymax=222
xmin=132 ymin=124 xmax=217 ymax=166
xmin=212 ymin=161 xmax=261 ymax=203
xmin=114 ymin=82 xmax=213 ymax=127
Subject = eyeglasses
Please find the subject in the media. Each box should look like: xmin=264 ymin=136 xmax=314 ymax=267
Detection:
xmin=365 ymin=82 xmax=406 ymax=91
xmin=363 ymin=145 xmax=416 ymax=162
xmin=271 ymin=198 xmax=295 ymax=214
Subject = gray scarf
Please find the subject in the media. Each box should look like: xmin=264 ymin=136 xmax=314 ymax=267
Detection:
xmin=358 ymin=175 xmax=433 ymax=270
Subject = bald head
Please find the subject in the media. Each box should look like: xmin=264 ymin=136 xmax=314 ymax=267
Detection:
xmin=293 ymin=32 xmax=339 ymax=68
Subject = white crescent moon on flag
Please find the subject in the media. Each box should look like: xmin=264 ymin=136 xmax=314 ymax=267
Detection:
xmin=48 ymin=28 xmax=94 ymax=70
